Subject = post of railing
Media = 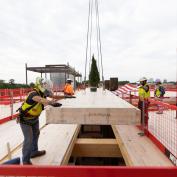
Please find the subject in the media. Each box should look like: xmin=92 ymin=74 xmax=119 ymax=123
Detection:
xmin=20 ymin=88 xmax=22 ymax=101
xmin=129 ymin=91 xmax=132 ymax=104
xmin=10 ymin=90 xmax=13 ymax=120
xmin=138 ymin=100 xmax=145 ymax=136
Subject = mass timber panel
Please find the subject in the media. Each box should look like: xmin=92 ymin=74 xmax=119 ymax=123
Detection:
xmin=12 ymin=124 xmax=80 ymax=165
xmin=112 ymin=125 xmax=173 ymax=166
xmin=32 ymin=124 xmax=80 ymax=165
xmin=0 ymin=111 xmax=46 ymax=163
xmin=46 ymin=89 xmax=140 ymax=125
xmin=72 ymin=138 xmax=122 ymax=157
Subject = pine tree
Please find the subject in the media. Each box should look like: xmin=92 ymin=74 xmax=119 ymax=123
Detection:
xmin=89 ymin=55 xmax=100 ymax=87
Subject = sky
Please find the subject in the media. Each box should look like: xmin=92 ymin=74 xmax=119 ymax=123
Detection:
xmin=0 ymin=0 xmax=176 ymax=84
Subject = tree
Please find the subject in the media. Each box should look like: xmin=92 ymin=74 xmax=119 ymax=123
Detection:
xmin=0 ymin=79 xmax=5 ymax=84
xmin=9 ymin=79 xmax=15 ymax=84
xmin=89 ymin=55 xmax=100 ymax=87
xmin=163 ymin=79 xmax=167 ymax=83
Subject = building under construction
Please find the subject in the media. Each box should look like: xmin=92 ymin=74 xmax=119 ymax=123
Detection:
xmin=0 ymin=0 xmax=177 ymax=176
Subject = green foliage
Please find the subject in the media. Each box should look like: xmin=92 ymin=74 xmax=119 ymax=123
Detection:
xmin=0 ymin=82 xmax=30 ymax=89
xmin=9 ymin=79 xmax=15 ymax=84
xmin=89 ymin=55 xmax=100 ymax=87
xmin=0 ymin=80 xmax=5 ymax=84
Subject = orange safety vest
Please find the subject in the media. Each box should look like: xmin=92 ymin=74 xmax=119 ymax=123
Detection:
xmin=64 ymin=83 xmax=74 ymax=95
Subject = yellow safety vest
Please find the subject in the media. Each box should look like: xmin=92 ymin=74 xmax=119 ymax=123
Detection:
xmin=138 ymin=84 xmax=150 ymax=100
xmin=21 ymin=89 xmax=44 ymax=117
xmin=155 ymin=85 xmax=162 ymax=97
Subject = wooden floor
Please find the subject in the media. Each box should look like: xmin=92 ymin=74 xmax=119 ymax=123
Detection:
xmin=0 ymin=89 xmax=174 ymax=166
xmin=0 ymin=111 xmax=46 ymax=163
xmin=46 ymin=89 xmax=140 ymax=125
xmin=12 ymin=124 xmax=80 ymax=165
xmin=112 ymin=125 xmax=173 ymax=166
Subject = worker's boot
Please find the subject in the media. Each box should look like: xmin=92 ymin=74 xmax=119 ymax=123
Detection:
xmin=30 ymin=150 xmax=46 ymax=158
xmin=23 ymin=161 xmax=32 ymax=165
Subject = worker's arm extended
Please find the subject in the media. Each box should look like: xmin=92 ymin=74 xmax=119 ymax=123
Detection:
xmin=32 ymin=96 xmax=56 ymax=106
xmin=49 ymin=95 xmax=65 ymax=100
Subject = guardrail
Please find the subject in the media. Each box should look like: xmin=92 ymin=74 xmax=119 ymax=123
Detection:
xmin=0 ymin=165 xmax=176 ymax=177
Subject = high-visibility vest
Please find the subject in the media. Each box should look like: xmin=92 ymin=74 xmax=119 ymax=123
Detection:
xmin=138 ymin=84 xmax=150 ymax=100
xmin=21 ymin=88 xmax=45 ymax=117
xmin=64 ymin=83 xmax=74 ymax=95
xmin=154 ymin=84 xmax=163 ymax=98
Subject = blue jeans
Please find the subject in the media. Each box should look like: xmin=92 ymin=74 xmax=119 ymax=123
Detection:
xmin=20 ymin=119 xmax=39 ymax=163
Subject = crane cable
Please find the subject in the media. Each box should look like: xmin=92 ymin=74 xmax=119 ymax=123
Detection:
xmin=84 ymin=0 xmax=104 ymax=89
xmin=95 ymin=0 xmax=104 ymax=87
xmin=84 ymin=0 xmax=91 ymax=83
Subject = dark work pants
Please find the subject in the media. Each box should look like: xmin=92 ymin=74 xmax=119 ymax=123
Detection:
xmin=20 ymin=119 xmax=39 ymax=163
xmin=138 ymin=100 xmax=149 ymax=126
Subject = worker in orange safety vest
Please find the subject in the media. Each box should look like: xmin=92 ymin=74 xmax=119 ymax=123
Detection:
xmin=64 ymin=78 xmax=74 ymax=96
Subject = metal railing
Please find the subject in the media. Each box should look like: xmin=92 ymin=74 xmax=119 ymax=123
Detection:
xmin=0 ymin=165 xmax=176 ymax=177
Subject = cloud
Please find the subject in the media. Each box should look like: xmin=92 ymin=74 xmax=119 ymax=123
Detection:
xmin=0 ymin=0 xmax=176 ymax=83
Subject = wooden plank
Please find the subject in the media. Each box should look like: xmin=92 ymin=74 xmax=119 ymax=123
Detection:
xmin=31 ymin=124 xmax=79 ymax=165
xmin=72 ymin=138 xmax=122 ymax=158
xmin=0 ymin=111 xmax=46 ymax=163
xmin=12 ymin=124 xmax=80 ymax=165
xmin=112 ymin=125 xmax=173 ymax=166
xmin=61 ymin=125 xmax=81 ymax=165
xmin=46 ymin=89 xmax=140 ymax=125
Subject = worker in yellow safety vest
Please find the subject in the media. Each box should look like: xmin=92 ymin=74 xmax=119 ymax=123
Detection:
xmin=138 ymin=77 xmax=150 ymax=126
xmin=154 ymin=78 xmax=165 ymax=114
xmin=64 ymin=78 xmax=74 ymax=96
xmin=18 ymin=77 xmax=62 ymax=165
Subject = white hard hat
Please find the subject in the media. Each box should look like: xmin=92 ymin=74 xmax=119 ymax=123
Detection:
xmin=139 ymin=77 xmax=147 ymax=82
xmin=66 ymin=78 xmax=73 ymax=82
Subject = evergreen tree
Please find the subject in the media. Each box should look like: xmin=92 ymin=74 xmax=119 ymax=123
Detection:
xmin=89 ymin=55 xmax=100 ymax=87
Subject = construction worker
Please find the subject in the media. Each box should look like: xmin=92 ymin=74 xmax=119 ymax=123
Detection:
xmin=18 ymin=77 xmax=62 ymax=165
xmin=64 ymin=78 xmax=74 ymax=96
xmin=154 ymin=79 xmax=165 ymax=114
xmin=138 ymin=77 xmax=150 ymax=127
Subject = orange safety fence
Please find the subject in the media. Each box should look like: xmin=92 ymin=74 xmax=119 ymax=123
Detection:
xmin=115 ymin=90 xmax=177 ymax=166
xmin=0 ymin=88 xmax=32 ymax=124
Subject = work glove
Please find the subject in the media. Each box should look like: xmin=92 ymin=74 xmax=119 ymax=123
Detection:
xmin=50 ymin=102 xmax=62 ymax=107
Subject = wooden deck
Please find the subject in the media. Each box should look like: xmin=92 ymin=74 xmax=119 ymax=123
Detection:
xmin=112 ymin=125 xmax=173 ymax=166
xmin=0 ymin=111 xmax=46 ymax=163
xmin=11 ymin=124 xmax=80 ymax=165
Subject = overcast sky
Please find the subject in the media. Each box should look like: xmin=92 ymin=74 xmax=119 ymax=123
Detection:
xmin=0 ymin=0 xmax=176 ymax=84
